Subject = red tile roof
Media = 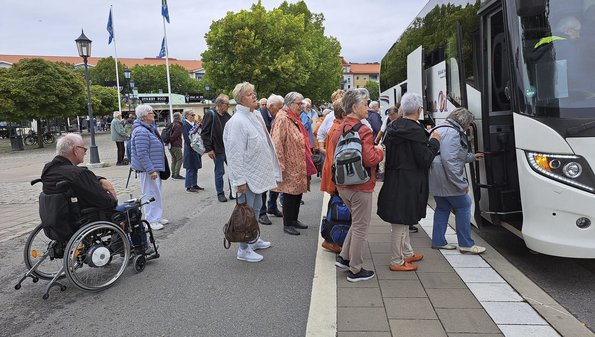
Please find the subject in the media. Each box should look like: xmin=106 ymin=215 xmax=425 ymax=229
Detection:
xmin=346 ymin=63 xmax=380 ymax=75
xmin=0 ymin=54 xmax=203 ymax=71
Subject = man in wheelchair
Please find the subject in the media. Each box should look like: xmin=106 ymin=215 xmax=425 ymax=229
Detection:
xmin=40 ymin=133 xmax=153 ymax=256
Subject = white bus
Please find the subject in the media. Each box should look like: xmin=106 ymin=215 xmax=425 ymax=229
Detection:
xmin=380 ymin=0 xmax=595 ymax=258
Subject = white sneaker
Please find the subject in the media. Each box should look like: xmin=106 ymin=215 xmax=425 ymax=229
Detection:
xmin=249 ymin=238 xmax=271 ymax=251
xmin=159 ymin=218 xmax=169 ymax=225
xmin=149 ymin=222 xmax=164 ymax=231
xmin=237 ymin=247 xmax=263 ymax=262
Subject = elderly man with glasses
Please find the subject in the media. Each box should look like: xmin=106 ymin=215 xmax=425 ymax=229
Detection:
xmin=201 ymin=94 xmax=233 ymax=202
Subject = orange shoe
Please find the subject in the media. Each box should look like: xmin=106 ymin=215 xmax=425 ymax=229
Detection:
xmin=388 ymin=262 xmax=417 ymax=271
xmin=322 ymin=241 xmax=342 ymax=254
xmin=404 ymin=253 xmax=424 ymax=263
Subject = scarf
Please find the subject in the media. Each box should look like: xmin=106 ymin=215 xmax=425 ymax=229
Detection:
xmin=287 ymin=109 xmax=317 ymax=176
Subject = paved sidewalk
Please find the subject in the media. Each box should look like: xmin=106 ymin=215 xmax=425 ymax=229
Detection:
xmin=306 ymin=190 xmax=593 ymax=337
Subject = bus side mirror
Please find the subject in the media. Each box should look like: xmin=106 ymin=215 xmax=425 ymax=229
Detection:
xmin=516 ymin=0 xmax=546 ymax=16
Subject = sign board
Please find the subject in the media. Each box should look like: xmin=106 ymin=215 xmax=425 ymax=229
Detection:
xmin=185 ymin=93 xmax=204 ymax=103
xmin=140 ymin=96 xmax=169 ymax=104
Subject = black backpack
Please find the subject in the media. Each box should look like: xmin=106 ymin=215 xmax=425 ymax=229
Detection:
xmin=161 ymin=123 xmax=173 ymax=144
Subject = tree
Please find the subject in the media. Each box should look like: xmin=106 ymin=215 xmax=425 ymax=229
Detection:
xmin=6 ymin=58 xmax=86 ymax=147
xmin=201 ymin=1 xmax=342 ymax=102
xmin=89 ymin=57 xmax=127 ymax=89
xmin=364 ymin=81 xmax=380 ymax=101
xmin=0 ymin=68 xmax=17 ymax=121
xmin=90 ymin=85 xmax=119 ymax=117
xmin=131 ymin=64 xmax=201 ymax=95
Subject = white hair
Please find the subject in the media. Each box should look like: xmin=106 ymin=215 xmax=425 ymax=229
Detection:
xmin=368 ymin=101 xmax=379 ymax=109
xmin=284 ymin=92 xmax=304 ymax=109
xmin=400 ymin=93 xmax=423 ymax=116
xmin=267 ymin=94 xmax=284 ymax=108
xmin=113 ymin=111 xmax=121 ymax=118
xmin=56 ymin=133 xmax=83 ymax=156
xmin=232 ymin=82 xmax=255 ymax=103
xmin=135 ymin=104 xmax=154 ymax=120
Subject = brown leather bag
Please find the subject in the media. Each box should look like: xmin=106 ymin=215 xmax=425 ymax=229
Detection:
xmin=223 ymin=195 xmax=260 ymax=249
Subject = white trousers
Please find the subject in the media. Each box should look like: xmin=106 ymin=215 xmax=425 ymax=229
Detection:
xmin=138 ymin=172 xmax=163 ymax=223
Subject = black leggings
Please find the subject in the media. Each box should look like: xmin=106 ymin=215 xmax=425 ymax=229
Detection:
xmin=282 ymin=193 xmax=302 ymax=227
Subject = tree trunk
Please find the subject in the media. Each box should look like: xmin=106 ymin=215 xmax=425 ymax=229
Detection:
xmin=36 ymin=119 xmax=44 ymax=149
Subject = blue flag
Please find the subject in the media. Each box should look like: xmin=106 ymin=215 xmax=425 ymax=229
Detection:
xmin=157 ymin=38 xmax=166 ymax=58
xmin=161 ymin=0 xmax=170 ymax=23
xmin=107 ymin=9 xmax=114 ymax=44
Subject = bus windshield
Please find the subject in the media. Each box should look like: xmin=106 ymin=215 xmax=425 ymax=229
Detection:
xmin=511 ymin=0 xmax=595 ymax=118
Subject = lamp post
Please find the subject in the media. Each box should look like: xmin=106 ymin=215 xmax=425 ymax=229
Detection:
xmin=124 ymin=67 xmax=131 ymax=114
xmin=75 ymin=29 xmax=100 ymax=164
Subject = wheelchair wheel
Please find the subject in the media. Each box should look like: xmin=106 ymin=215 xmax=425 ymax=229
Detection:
xmin=64 ymin=221 xmax=130 ymax=292
xmin=23 ymin=224 xmax=63 ymax=280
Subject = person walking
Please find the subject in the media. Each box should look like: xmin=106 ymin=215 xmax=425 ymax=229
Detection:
xmin=182 ymin=110 xmax=203 ymax=193
xmin=110 ymin=111 xmax=128 ymax=166
xmin=331 ymin=89 xmax=384 ymax=282
xmin=271 ymin=92 xmax=318 ymax=236
xmin=377 ymin=93 xmax=441 ymax=271
xmin=169 ymin=112 xmax=184 ymax=180
xmin=130 ymin=104 xmax=168 ymax=231
xmin=202 ymin=95 xmax=232 ymax=202
xmin=223 ymin=82 xmax=281 ymax=263
xmin=429 ymin=107 xmax=485 ymax=254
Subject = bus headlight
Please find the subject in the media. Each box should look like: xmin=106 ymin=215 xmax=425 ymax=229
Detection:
xmin=526 ymin=152 xmax=595 ymax=193
xmin=563 ymin=162 xmax=582 ymax=178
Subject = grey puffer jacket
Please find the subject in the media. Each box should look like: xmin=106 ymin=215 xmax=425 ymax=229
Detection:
xmin=428 ymin=119 xmax=475 ymax=197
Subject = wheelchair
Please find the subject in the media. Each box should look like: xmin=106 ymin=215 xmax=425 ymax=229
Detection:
xmin=15 ymin=179 xmax=160 ymax=299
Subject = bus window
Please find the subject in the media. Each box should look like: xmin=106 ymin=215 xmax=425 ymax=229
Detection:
xmin=490 ymin=11 xmax=512 ymax=112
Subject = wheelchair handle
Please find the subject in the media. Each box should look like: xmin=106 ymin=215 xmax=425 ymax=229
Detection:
xmin=30 ymin=178 xmax=42 ymax=186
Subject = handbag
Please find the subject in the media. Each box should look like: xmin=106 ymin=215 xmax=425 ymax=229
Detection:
xmin=223 ymin=193 xmax=260 ymax=249
xmin=159 ymin=151 xmax=171 ymax=180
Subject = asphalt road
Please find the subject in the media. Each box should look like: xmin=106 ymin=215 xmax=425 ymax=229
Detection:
xmin=0 ymin=132 xmax=324 ymax=337
xmin=474 ymin=221 xmax=595 ymax=333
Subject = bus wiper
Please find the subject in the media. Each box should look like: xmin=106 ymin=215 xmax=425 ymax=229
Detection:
xmin=566 ymin=121 xmax=595 ymax=136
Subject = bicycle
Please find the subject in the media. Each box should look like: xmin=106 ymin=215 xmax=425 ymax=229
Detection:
xmin=24 ymin=131 xmax=56 ymax=146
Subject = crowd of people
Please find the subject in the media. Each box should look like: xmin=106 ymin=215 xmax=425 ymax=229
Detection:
xmin=45 ymin=82 xmax=486 ymax=282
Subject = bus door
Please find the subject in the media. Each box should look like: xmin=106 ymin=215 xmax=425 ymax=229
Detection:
xmin=477 ymin=4 xmax=523 ymax=228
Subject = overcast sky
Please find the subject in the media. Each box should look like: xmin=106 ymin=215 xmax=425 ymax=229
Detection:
xmin=0 ymin=0 xmax=426 ymax=63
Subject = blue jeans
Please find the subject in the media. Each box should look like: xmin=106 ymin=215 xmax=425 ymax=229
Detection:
xmin=239 ymin=187 xmax=262 ymax=249
xmin=260 ymin=190 xmax=280 ymax=217
xmin=214 ymin=153 xmax=230 ymax=195
xmin=432 ymin=194 xmax=475 ymax=248
xmin=126 ymin=139 xmax=132 ymax=162
xmin=185 ymin=168 xmax=198 ymax=189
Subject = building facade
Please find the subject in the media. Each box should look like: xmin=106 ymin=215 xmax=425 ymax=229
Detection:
xmin=341 ymin=57 xmax=380 ymax=90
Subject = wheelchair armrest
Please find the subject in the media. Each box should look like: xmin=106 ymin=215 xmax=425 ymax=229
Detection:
xmin=31 ymin=178 xmax=42 ymax=186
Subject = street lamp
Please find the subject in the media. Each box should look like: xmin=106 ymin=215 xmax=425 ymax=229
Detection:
xmin=75 ymin=29 xmax=100 ymax=164
xmin=124 ymin=67 xmax=131 ymax=113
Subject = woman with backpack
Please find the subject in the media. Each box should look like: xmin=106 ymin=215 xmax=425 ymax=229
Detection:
xmin=331 ymin=88 xmax=384 ymax=283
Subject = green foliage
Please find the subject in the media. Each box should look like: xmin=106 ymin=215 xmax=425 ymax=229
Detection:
xmin=89 ymin=57 xmax=127 ymax=88
xmin=6 ymin=58 xmax=86 ymax=121
xmin=364 ymin=81 xmax=380 ymax=101
xmin=90 ymin=85 xmax=119 ymax=116
xmin=380 ymin=1 xmax=480 ymax=92
xmin=201 ymin=0 xmax=342 ymax=102
xmin=131 ymin=64 xmax=201 ymax=95
xmin=0 ymin=68 xmax=17 ymax=120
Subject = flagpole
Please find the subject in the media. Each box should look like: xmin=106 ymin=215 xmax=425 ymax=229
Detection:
xmin=111 ymin=6 xmax=123 ymax=115
xmin=162 ymin=17 xmax=174 ymax=123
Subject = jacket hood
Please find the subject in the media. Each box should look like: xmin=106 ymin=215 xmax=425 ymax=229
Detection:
xmin=386 ymin=117 xmax=428 ymax=144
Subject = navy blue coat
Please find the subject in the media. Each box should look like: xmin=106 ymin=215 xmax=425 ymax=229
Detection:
xmin=182 ymin=119 xmax=202 ymax=169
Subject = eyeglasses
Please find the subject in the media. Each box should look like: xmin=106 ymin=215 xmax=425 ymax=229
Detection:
xmin=293 ymin=101 xmax=303 ymax=106
xmin=76 ymin=146 xmax=88 ymax=153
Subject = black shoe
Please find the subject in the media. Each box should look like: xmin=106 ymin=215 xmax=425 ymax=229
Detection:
xmin=347 ymin=268 xmax=375 ymax=282
xmin=116 ymin=161 xmax=127 ymax=166
xmin=283 ymin=226 xmax=300 ymax=235
xmin=193 ymin=185 xmax=205 ymax=191
xmin=258 ymin=214 xmax=272 ymax=225
xmin=229 ymin=194 xmax=236 ymax=200
xmin=300 ymin=200 xmax=305 ymax=205
xmin=335 ymin=255 xmax=350 ymax=269
xmin=217 ymin=194 xmax=228 ymax=202
xmin=409 ymin=225 xmax=419 ymax=233
xmin=267 ymin=209 xmax=283 ymax=217
xmin=186 ymin=187 xmax=199 ymax=193
xmin=292 ymin=220 xmax=308 ymax=229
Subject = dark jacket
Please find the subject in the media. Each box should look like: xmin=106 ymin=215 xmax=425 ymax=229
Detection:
xmin=170 ymin=121 xmax=183 ymax=148
xmin=201 ymin=109 xmax=231 ymax=155
xmin=41 ymin=156 xmax=116 ymax=210
xmin=260 ymin=108 xmax=273 ymax=132
xmin=377 ymin=118 xmax=440 ymax=225
xmin=366 ymin=110 xmax=383 ymax=139
xmin=183 ymin=119 xmax=202 ymax=169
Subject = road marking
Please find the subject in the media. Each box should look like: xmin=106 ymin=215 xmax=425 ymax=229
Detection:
xmin=305 ymin=192 xmax=336 ymax=337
